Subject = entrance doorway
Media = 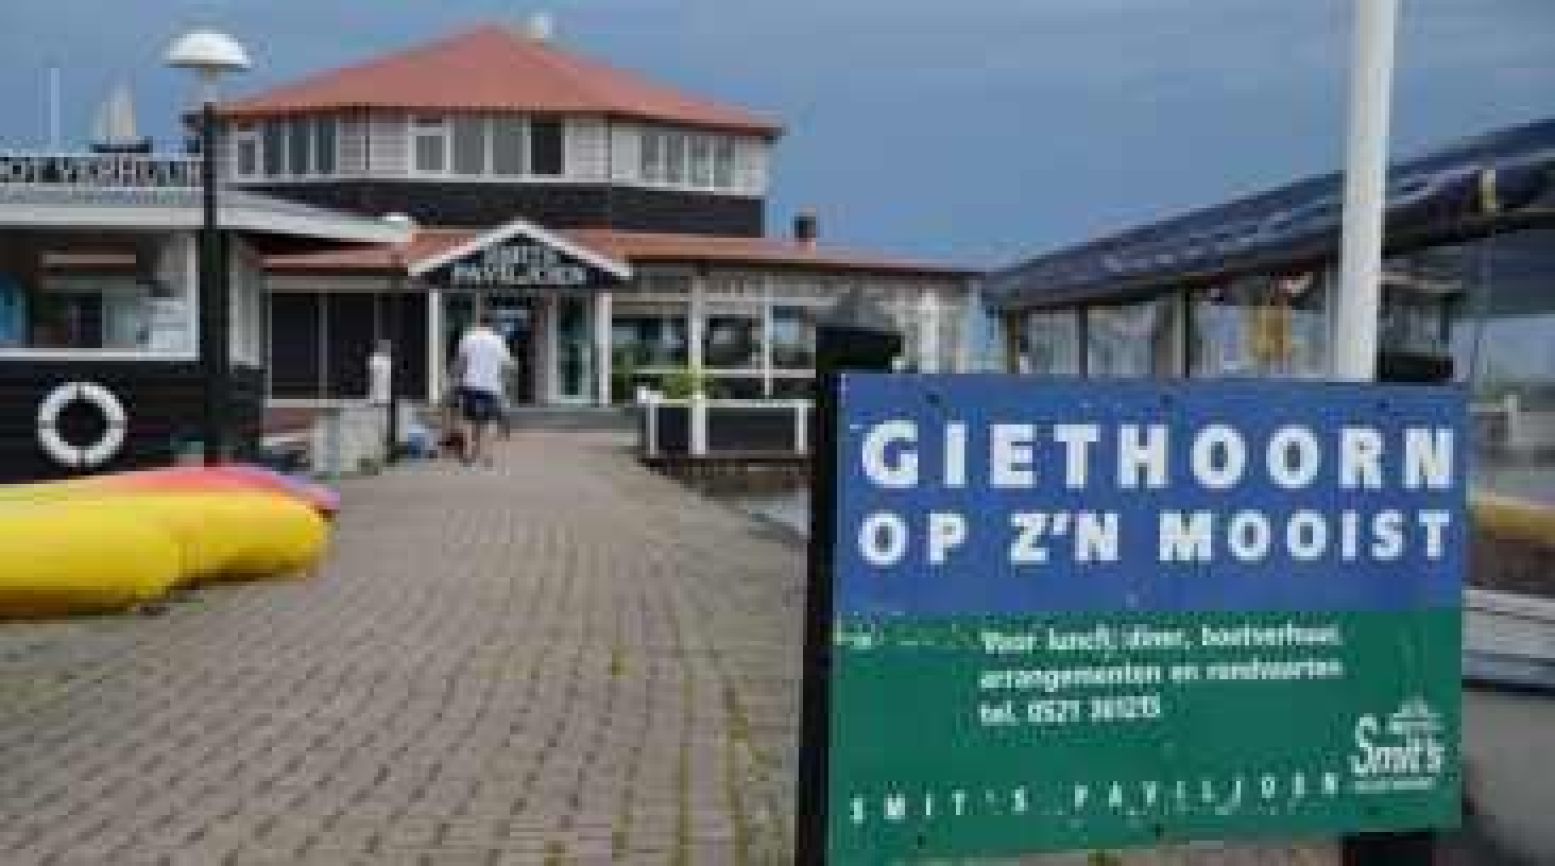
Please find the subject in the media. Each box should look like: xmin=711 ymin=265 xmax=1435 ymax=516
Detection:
xmin=441 ymin=292 xmax=594 ymax=406
xmin=444 ymin=294 xmax=540 ymax=405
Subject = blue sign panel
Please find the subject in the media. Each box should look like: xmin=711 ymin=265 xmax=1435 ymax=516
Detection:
xmin=835 ymin=375 xmax=1465 ymax=618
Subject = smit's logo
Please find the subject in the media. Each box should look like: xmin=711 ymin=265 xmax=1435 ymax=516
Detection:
xmin=1350 ymin=696 xmax=1448 ymax=784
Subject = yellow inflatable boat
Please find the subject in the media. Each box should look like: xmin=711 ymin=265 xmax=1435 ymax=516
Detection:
xmin=0 ymin=499 xmax=183 ymax=618
xmin=0 ymin=476 xmax=333 ymax=619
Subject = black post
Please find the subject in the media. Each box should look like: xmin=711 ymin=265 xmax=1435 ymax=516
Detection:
xmin=198 ymin=100 xmax=228 ymax=466
xmin=385 ymin=265 xmax=405 ymax=463
xmin=1340 ymin=348 xmax=1453 ymax=866
xmin=795 ymin=294 xmax=902 ymax=865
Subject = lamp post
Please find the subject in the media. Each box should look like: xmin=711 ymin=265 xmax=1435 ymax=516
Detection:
xmin=381 ymin=213 xmax=418 ymax=463
xmin=165 ymin=29 xmax=250 ymax=466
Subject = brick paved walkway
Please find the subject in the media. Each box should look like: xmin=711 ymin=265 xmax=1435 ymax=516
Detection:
xmin=0 ymin=430 xmax=801 ymax=865
xmin=0 ymin=428 xmax=1344 ymax=865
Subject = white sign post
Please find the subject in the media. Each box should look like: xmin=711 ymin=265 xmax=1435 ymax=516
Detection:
xmin=1332 ymin=0 xmax=1400 ymax=382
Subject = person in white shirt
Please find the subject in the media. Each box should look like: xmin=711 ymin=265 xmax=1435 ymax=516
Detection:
xmin=452 ymin=314 xmax=515 ymax=466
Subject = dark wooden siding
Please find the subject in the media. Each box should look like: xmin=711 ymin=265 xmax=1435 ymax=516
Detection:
xmin=243 ymin=181 xmax=765 ymax=237
xmin=0 ymin=361 xmax=264 ymax=482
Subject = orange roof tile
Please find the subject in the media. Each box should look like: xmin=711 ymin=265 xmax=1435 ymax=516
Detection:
xmin=221 ymin=25 xmax=782 ymax=137
xmin=265 ymin=227 xmax=976 ymax=279
xmin=265 ymin=228 xmax=475 ymax=274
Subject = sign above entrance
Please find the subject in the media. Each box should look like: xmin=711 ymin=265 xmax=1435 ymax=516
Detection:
xmin=448 ymin=241 xmax=591 ymax=289
xmin=823 ymin=375 xmax=1464 ymax=860
xmin=413 ymin=217 xmax=630 ymax=291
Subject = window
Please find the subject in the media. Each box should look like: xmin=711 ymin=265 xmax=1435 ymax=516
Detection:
xmin=1088 ymin=296 xmax=1182 ymax=378
xmin=530 ymin=118 xmax=564 ymax=176
xmin=261 ymin=120 xmax=285 ymax=177
xmin=689 ymin=135 xmax=713 ymax=188
xmin=412 ymin=117 xmax=448 ymax=174
xmin=492 ymin=116 xmax=526 ymax=176
xmin=1446 ymin=229 xmax=1555 ymax=509
xmin=703 ymin=308 xmax=762 ymax=369
xmin=0 ymin=236 xmax=196 ymax=355
xmin=451 ymin=116 xmax=486 ymax=176
xmin=664 ymin=132 xmax=687 ymax=184
xmin=234 ymin=126 xmax=258 ymax=178
xmin=313 ymin=117 xmax=336 ymax=175
xmin=640 ymin=130 xmax=665 ymax=183
xmin=713 ymin=137 xmax=736 ymax=189
xmin=1191 ymin=273 xmax=1327 ymax=378
xmin=771 ymin=306 xmax=815 ymax=369
xmin=612 ymin=303 xmax=689 ymax=368
xmin=287 ymin=118 xmax=312 ymax=176
xmin=1019 ymin=309 xmax=1081 ymax=375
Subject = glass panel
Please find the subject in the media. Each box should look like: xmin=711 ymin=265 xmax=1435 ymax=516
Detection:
xmin=442 ymin=293 xmax=476 ymax=392
xmin=1452 ymin=229 xmax=1555 ymax=506
xmin=1087 ymin=296 xmax=1181 ymax=378
xmin=530 ymin=118 xmax=564 ymax=176
xmin=703 ymin=310 xmax=761 ymax=369
xmin=1191 ymin=273 xmax=1327 ymax=378
xmin=1 ymin=250 xmax=189 ymax=353
xmin=236 ymin=137 xmax=258 ymax=177
xmin=452 ymin=115 xmax=486 ymax=175
xmin=664 ymin=132 xmax=687 ymax=184
xmin=611 ymin=305 xmax=688 ymax=369
xmin=640 ymin=130 xmax=664 ymax=182
xmin=555 ymin=296 xmax=593 ymax=399
xmin=313 ymin=118 xmax=336 ymax=174
xmin=713 ymin=137 xmax=736 ymax=188
xmin=414 ymin=133 xmax=446 ymax=173
xmin=771 ymin=305 xmax=815 ymax=369
xmin=492 ymin=116 xmax=525 ymax=176
xmin=689 ymin=135 xmax=713 ymax=187
xmin=288 ymin=118 xmax=311 ymax=176
xmin=1020 ymin=309 xmax=1080 ymax=375
xmin=261 ymin=121 xmax=285 ymax=176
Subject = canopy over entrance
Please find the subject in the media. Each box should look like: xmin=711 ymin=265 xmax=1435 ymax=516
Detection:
xmin=410 ymin=217 xmax=630 ymax=290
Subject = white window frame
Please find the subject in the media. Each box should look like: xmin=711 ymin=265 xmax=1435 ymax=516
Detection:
xmin=409 ymin=115 xmax=451 ymax=176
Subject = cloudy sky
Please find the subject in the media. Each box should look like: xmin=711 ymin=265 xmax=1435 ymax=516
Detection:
xmin=0 ymin=0 xmax=1551 ymax=265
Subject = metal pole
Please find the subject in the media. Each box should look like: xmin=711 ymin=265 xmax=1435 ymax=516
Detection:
xmin=199 ymin=98 xmax=228 ymax=465
xmin=386 ymin=263 xmax=404 ymax=463
xmin=1332 ymin=0 xmax=1399 ymax=381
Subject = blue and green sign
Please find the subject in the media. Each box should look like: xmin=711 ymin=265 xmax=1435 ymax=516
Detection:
xmin=828 ymin=375 xmax=1463 ymax=861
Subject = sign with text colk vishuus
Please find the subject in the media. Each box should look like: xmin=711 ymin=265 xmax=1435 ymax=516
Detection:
xmin=825 ymin=375 xmax=1463 ymax=861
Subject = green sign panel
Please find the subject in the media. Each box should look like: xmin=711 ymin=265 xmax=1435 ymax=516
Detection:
xmin=825 ymin=377 xmax=1464 ymax=861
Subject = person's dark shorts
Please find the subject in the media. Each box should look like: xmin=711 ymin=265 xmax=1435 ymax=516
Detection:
xmin=459 ymin=387 xmax=502 ymax=424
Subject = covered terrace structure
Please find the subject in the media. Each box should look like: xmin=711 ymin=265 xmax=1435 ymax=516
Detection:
xmin=986 ymin=118 xmax=1555 ymax=593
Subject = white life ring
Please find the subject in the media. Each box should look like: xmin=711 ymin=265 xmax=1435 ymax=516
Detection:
xmin=36 ymin=381 xmax=128 ymax=469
